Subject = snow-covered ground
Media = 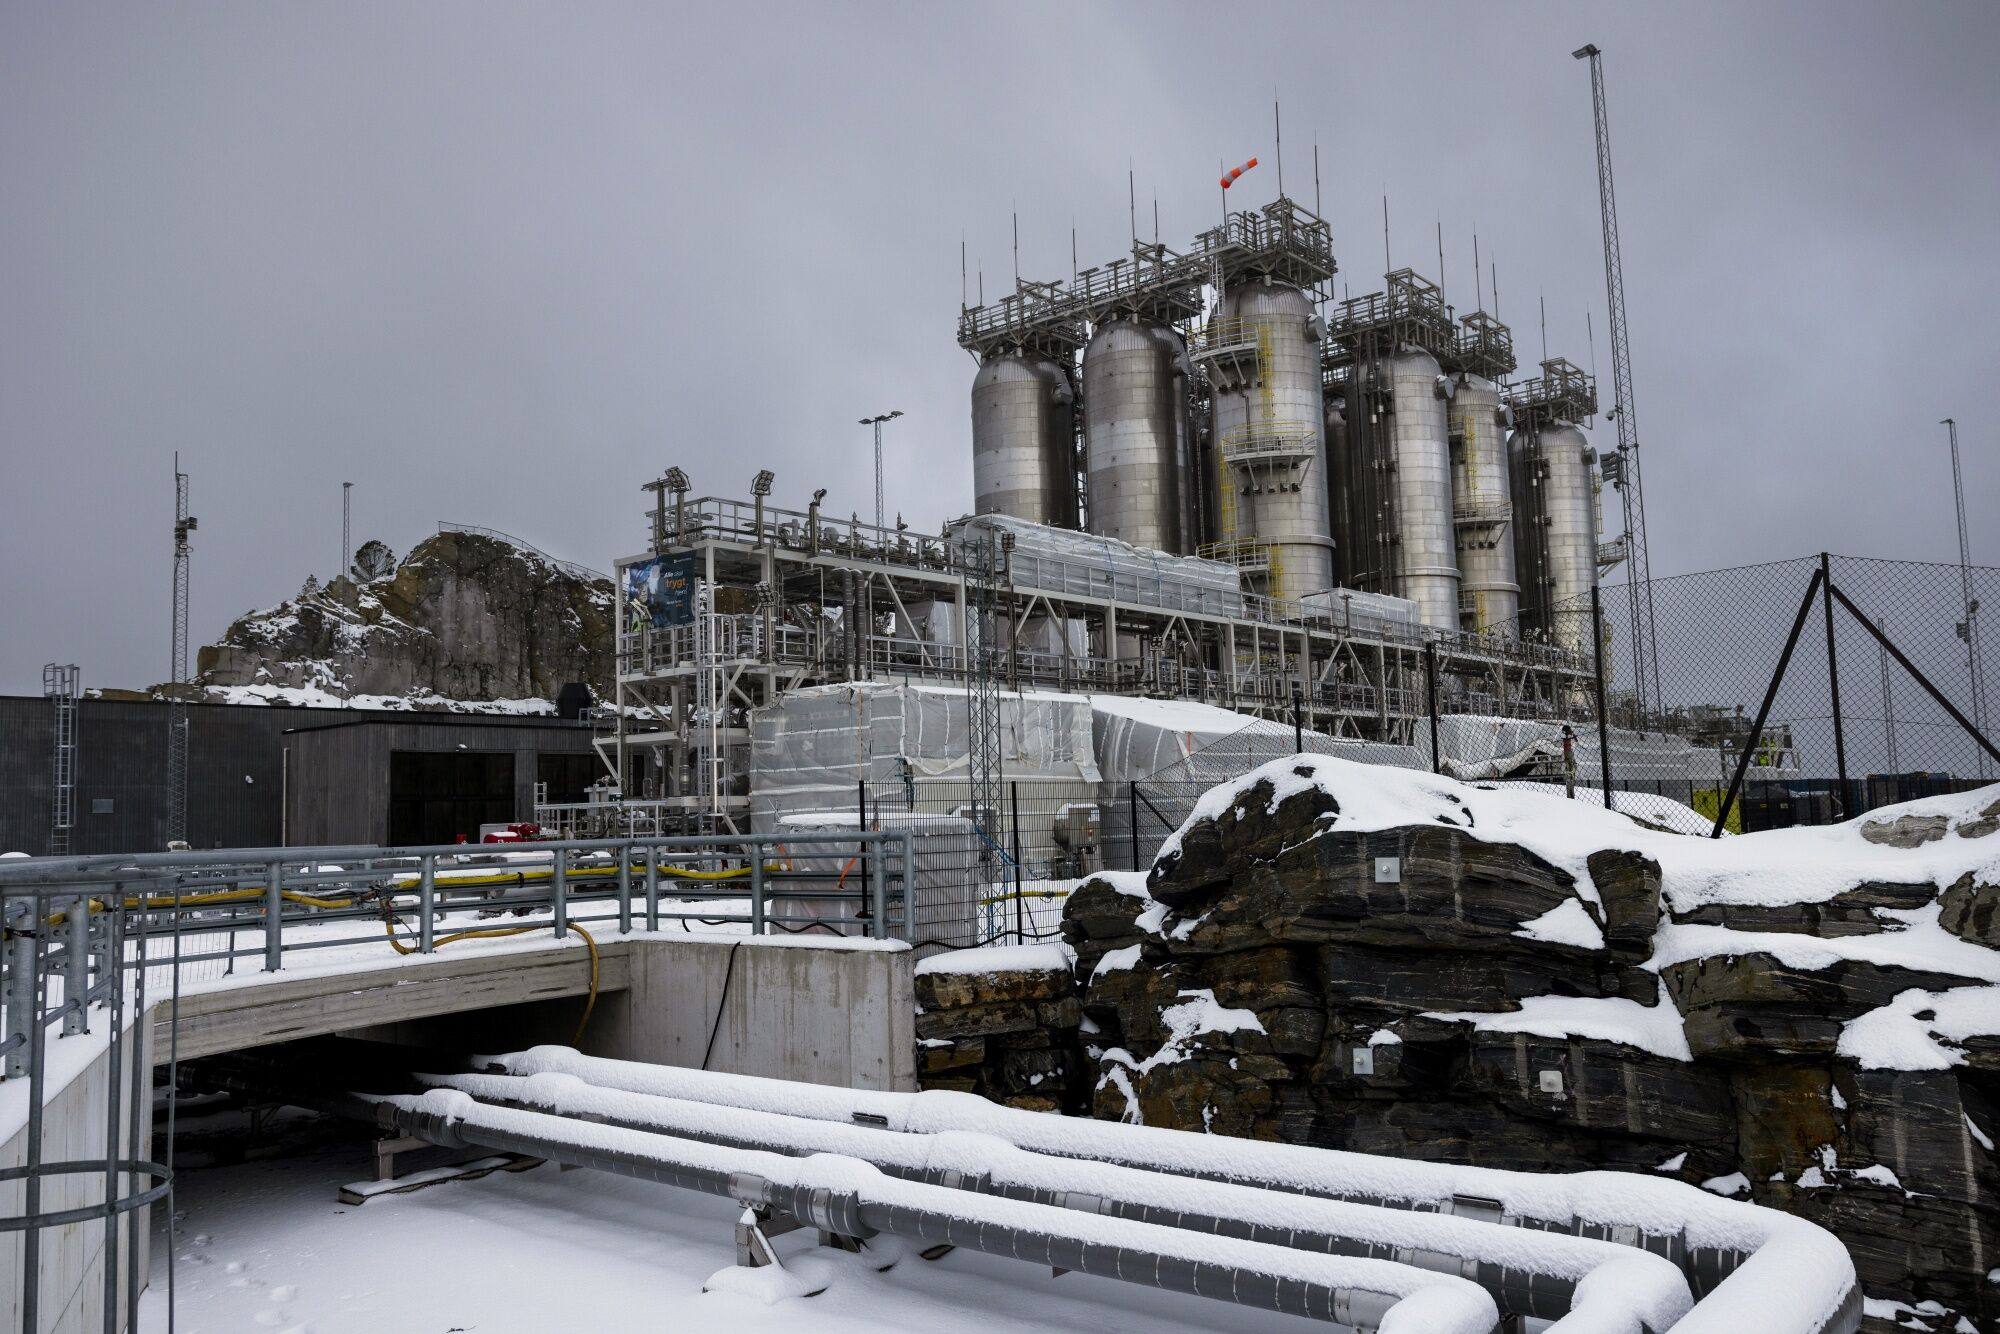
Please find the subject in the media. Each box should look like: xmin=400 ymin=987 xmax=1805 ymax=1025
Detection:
xmin=138 ymin=1113 xmax=1326 ymax=1334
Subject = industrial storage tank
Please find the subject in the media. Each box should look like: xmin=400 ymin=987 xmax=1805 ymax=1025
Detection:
xmin=1082 ymin=318 xmax=1190 ymax=553
xmin=1347 ymin=350 xmax=1460 ymax=630
xmin=1206 ymin=281 xmax=1334 ymax=600
xmin=1449 ymin=374 xmax=1519 ymax=632
xmin=971 ymin=352 xmax=1078 ymax=528
xmin=1510 ymin=421 xmax=1601 ymax=654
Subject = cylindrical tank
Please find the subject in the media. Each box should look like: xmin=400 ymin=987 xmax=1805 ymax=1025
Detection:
xmin=1207 ymin=281 xmax=1333 ymax=600
xmin=1449 ymin=374 xmax=1519 ymax=633
xmin=1082 ymin=318 xmax=1187 ymax=553
xmin=1509 ymin=421 xmax=1601 ymax=655
xmin=971 ymin=352 xmax=1078 ymax=528
xmin=1349 ymin=350 xmax=1460 ymax=630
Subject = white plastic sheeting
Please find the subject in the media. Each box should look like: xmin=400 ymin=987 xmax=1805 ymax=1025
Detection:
xmin=947 ymin=512 xmax=1245 ymax=619
xmin=1426 ymin=713 xmax=1704 ymax=788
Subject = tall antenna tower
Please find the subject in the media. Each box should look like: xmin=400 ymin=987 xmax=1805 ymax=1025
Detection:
xmin=1944 ymin=417 xmax=1988 ymax=778
xmin=1574 ymin=43 xmax=1662 ymax=716
xmin=168 ymin=454 xmax=197 ymax=845
xmin=342 ymin=481 xmax=353 ymax=578
xmin=961 ymin=528 xmax=1005 ymax=931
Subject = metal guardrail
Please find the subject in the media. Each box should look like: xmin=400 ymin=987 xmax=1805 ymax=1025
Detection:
xmin=0 ymin=831 xmax=918 ymax=1072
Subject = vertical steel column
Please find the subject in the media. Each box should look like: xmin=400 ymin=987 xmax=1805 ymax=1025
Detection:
xmin=552 ymin=847 xmax=569 ymax=938
xmin=21 ymin=897 xmax=47 ymax=1332
xmin=1010 ymin=782 xmax=1025 ymax=944
xmin=749 ymin=846 xmax=765 ymax=936
xmin=264 ymin=860 xmax=284 ymax=972
xmin=63 ymin=895 xmax=88 ymax=1036
xmin=869 ymin=834 xmax=887 ymax=940
xmin=418 ymin=855 xmax=436 ymax=954
xmin=644 ymin=844 xmax=660 ymax=932
xmin=98 ymin=901 xmax=125 ymax=1328
xmin=4 ymin=899 xmax=32 ymax=1076
xmin=1821 ymin=553 xmax=1849 ymax=818
xmin=617 ymin=842 xmax=633 ymax=936
xmin=1591 ymin=583 xmax=1616 ymax=811
xmin=1127 ymin=782 xmax=1140 ymax=872
xmin=1424 ymin=640 xmax=1442 ymax=774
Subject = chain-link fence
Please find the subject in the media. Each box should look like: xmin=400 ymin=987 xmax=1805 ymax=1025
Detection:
xmin=1586 ymin=553 xmax=1998 ymax=830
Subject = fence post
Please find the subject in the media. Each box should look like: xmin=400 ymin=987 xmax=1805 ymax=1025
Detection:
xmin=418 ymin=855 xmax=436 ymax=954
xmin=750 ymin=843 xmax=765 ymax=936
xmin=1128 ymin=781 xmax=1140 ymax=871
xmin=869 ymin=834 xmax=887 ymax=940
xmin=1291 ymin=685 xmax=1304 ymax=755
xmin=1820 ymin=553 xmax=1850 ymax=820
xmin=1714 ymin=566 xmax=1825 ymax=837
xmin=617 ymin=841 xmax=633 ymax=935
xmin=644 ymin=844 xmax=660 ymax=932
xmin=264 ymin=860 xmax=284 ymax=972
xmin=4 ymin=899 xmax=31 ymax=1077
xmin=1010 ymin=781 xmax=1025 ymax=944
xmin=552 ymin=846 xmax=568 ymax=939
xmin=1591 ymin=583 xmax=1616 ymax=811
xmin=1424 ymin=639 xmax=1441 ymax=774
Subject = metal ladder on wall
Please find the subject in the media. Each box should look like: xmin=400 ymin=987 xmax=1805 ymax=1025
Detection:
xmin=43 ymin=664 xmax=80 ymax=856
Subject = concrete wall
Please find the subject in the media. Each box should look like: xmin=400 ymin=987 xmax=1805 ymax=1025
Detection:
xmin=594 ymin=940 xmax=916 ymax=1091
xmin=162 ymin=935 xmax=917 ymax=1092
xmin=0 ymin=1020 xmax=151 ymax=1334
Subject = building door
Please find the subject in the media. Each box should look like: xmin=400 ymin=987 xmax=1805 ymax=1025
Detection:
xmin=388 ymin=751 xmax=515 ymax=845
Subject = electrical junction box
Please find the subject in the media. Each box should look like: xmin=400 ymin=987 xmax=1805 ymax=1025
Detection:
xmin=1373 ymin=856 xmax=1401 ymax=884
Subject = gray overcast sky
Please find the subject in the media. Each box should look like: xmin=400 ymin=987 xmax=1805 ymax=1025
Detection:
xmin=2 ymin=1 xmax=1996 ymax=694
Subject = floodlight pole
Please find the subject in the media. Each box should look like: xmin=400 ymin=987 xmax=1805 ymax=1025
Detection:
xmin=859 ymin=411 xmax=903 ymax=533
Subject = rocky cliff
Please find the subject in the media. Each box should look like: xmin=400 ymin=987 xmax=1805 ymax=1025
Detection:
xmin=1031 ymin=758 xmax=2000 ymax=1330
xmin=190 ymin=528 xmax=613 ymax=709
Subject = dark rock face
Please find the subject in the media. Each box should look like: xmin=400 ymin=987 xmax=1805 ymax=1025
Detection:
xmin=1053 ymin=781 xmax=2000 ymax=1325
xmin=915 ymin=957 xmax=1086 ymax=1112
xmin=192 ymin=530 xmax=613 ymax=704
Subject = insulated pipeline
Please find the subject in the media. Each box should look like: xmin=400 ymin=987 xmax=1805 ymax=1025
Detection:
xmin=497 ymin=1047 xmax=1859 ymax=1334
xmin=435 ymin=1068 xmax=1687 ymax=1330
xmin=376 ymin=1090 xmax=1499 ymax=1334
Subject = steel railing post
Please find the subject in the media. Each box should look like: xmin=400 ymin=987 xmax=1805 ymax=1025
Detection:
xmin=750 ymin=845 xmax=765 ymax=937
xmin=644 ymin=844 xmax=660 ymax=932
xmin=900 ymin=830 xmax=915 ymax=936
xmin=4 ymin=898 xmax=30 ymax=1079
xmin=552 ymin=847 xmax=568 ymax=939
xmin=63 ymin=894 xmax=88 ymax=1036
xmin=419 ymin=855 xmax=436 ymax=954
xmin=264 ymin=860 xmax=284 ymax=972
xmin=869 ymin=833 xmax=887 ymax=940
xmin=617 ymin=842 xmax=633 ymax=935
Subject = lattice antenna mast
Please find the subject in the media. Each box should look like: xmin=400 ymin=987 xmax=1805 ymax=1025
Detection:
xmin=1575 ymin=43 xmax=1661 ymax=716
xmin=1945 ymin=417 xmax=1989 ymax=777
xmin=962 ymin=529 xmax=1006 ymax=928
xmin=168 ymin=453 xmax=197 ymax=844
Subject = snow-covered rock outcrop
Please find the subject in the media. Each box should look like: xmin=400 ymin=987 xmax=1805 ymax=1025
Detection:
xmin=1058 ymin=756 xmax=2000 ymax=1326
xmin=189 ymin=529 xmax=613 ymax=710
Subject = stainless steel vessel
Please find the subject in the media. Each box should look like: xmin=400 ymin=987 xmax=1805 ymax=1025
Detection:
xmin=971 ymin=352 xmax=1078 ymax=528
xmin=1082 ymin=318 xmax=1190 ymax=553
xmin=1347 ymin=350 xmax=1460 ymax=629
xmin=1206 ymin=280 xmax=1333 ymax=600
xmin=1449 ymin=374 xmax=1519 ymax=632
xmin=1510 ymin=420 xmax=1601 ymax=654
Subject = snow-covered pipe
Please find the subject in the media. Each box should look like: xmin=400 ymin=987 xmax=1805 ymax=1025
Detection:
xmin=380 ymin=1088 xmax=1499 ymax=1334
xmin=497 ymin=1048 xmax=1859 ymax=1334
xmin=437 ymin=1069 xmax=1689 ymax=1332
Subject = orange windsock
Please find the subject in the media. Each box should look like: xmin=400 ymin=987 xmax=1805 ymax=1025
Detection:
xmin=1220 ymin=156 xmax=1260 ymax=189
